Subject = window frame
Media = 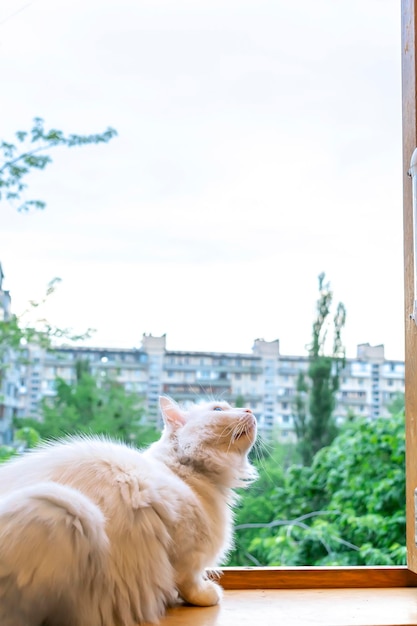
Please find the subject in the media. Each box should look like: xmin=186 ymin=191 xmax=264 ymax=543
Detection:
xmin=402 ymin=0 xmax=417 ymax=576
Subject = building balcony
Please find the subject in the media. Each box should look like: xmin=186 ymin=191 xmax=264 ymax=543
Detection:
xmin=163 ymin=383 xmax=232 ymax=396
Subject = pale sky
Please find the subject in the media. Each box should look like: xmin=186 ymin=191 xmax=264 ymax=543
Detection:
xmin=0 ymin=0 xmax=404 ymax=360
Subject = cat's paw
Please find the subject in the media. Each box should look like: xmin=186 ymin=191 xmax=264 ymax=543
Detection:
xmin=180 ymin=579 xmax=222 ymax=607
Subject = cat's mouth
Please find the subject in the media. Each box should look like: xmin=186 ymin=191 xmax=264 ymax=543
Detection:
xmin=232 ymin=417 xmax=257 ymax=441
xmin=234 ymin=426 xmax=252 ymax=439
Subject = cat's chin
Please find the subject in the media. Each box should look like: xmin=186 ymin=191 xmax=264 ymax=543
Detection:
xmin=232 ymin=419 xmax=257 ymax=450
xmin=233 ymin=426 xmax=255 ymax=441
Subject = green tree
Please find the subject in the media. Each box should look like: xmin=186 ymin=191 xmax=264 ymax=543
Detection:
xmin=0 ymin=278 xmax=94 ymax=387
xmin=228 ymin=411 xmax=405 ymax=567
xmin=293 ymin=273 xmax=346 ymax=465
xmin=0 ymin=116 xmax=116 ymax=370
xmin=235 ymin=394 xmax=246 ymax=408
xmin=1 ymin=117 xmax=117 ymax=212
xmin=0 ymin=117 xmax=117 ymax=446
xmin=387 ymin=392 xmax=405 ymax=416
xmin=228 ymin=447 xmax=285 ymax=565
xmin=0 ymin=445 xmax=17 ymax=462
xmin=228 ymin=440 xmax=300 ymax=565
xmin=14 ymin=426 xmax=41 ymax=450
xmin=16 ymin=361 xmax=160 ymax=447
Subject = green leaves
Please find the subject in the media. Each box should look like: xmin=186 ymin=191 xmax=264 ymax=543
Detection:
xmin=0 ymin=278 xmax=95 ymax=385
xmin=0 ymin=117 xmax=117 ymax=212
xmin=228 ymin=411 xmax=405 ymax=567
xmin=0 ymin=446 xmax=17 ymax=462
xmin=14 ymin=427 xmax=41 ymax=449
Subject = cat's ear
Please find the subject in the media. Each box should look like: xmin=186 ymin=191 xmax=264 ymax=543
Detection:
xmin=159 ymin=396 xmax=186 ymax=429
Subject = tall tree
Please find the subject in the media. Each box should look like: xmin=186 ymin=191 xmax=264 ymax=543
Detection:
xmin=0 ymin=117 xmax=117 ymax=212
xmin=293 ymin=273 xmax=346 ymax=465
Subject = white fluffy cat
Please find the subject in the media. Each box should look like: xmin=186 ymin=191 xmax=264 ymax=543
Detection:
xmin=0 ymin=396 xmax=257 ymax=626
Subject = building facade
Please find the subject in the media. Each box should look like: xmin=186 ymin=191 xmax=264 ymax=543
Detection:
xmin=18 ymin=334 xmax=405 ymax=440
xmin=0 ymin=264 xmax=21 ymax=444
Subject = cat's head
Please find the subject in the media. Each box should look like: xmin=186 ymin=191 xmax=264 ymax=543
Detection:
xmin=156 ymin=396 xmax=257 ymax=487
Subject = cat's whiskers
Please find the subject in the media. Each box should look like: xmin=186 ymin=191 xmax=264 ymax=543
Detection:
xmin=223 ymin=418 xmax=250 ymax=454
xmin=251 ymin=436 xmax=272 ymax=478
xmin=218 ymin=420 xmax=234 ymax=433
xmin=187 ymin=384 xmax=216 ymax=404
xmin=254 ymin=434 xmax=273 ymax=458
xmin=231 ymin=416 xmax=253 ymax=441
xmin=232 ymin=423 xmax=244 ymax=439
xmin=249 ymin=433 xmax=283 ymax=486
xmin=221 ymin=419 xmax=245 ymax=452
xmin=216 ymin=422 xmax=238 ymax=442
xmin=220 ymin=417 xmax=250 ymax=442
xmin=225 ymin=430 xmax=237 ymax=453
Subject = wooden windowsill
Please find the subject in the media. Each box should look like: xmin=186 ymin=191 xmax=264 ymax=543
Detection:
xmin=158 ymin=588 xmax=417 ymax=626
xmin=151 ymin=568 xmax=417 ymax=626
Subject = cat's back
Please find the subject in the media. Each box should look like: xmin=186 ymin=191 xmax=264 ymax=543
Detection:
xmin=0 ymin=437 xmax=186 ymax=625
xmin=0 ymin=437 xmax=152 ymax=494
xmin=0 ymin=437 xmax=190 ymax=519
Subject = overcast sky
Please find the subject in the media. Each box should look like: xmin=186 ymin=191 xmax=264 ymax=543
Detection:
xmin=0 ymin=0 xmax=404 ymax=359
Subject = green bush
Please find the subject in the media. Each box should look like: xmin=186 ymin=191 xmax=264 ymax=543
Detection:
xmin=228 ymin=411 xmax=405 ymax=566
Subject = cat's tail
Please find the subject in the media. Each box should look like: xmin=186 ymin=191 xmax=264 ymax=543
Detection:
xmin=0 ymin=481 xmax=111 ymax=626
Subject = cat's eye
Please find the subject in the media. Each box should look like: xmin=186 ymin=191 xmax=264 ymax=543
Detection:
xmin=213 ymin=407 xmax=223 ymax=411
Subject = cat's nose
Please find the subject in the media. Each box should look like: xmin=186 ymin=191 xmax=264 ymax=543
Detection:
xmin=244 ymin=408 xmax=253 ymax=414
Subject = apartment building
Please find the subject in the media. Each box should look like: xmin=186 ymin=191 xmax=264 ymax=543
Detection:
xmin=0 ymin=264 xmax=20 ymax=444
xmin=18 ymin=334 xmax=405 ymax=440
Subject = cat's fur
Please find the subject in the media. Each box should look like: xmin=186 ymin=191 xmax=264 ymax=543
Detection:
xmin=0 ymin=396 xmax=257 ymax=626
